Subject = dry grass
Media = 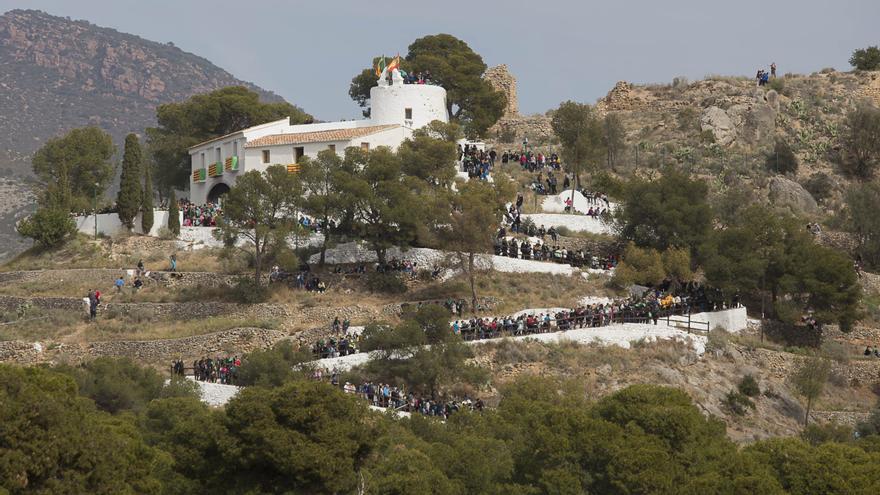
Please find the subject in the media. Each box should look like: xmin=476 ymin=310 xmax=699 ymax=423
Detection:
xmin=81 ymin=315 xmax=280 ymax=342
xmin=0 ymin=303 xmax=278 ymax=343
xmin=2 ymin=234 xmax=229 ymax=274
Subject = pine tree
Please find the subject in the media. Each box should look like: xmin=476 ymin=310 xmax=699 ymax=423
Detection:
xmin=116 ymin=133 xmax=143 ymax=229
xmin=141 ymin=162 xmax=154 ymax=234
xmin=167 ymin=190 xmax=180 ymax=236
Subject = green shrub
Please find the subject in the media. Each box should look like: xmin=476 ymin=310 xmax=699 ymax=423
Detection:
xmin=160 ymin=375 xmax=201 ymax=399
xmin=590 ymin=171 xmax=625 ymax=198
xmin=53 ymin=357 xmax=194 ymax=413
xmin=723 ymin=390 xmax=755 ymax=415
xmin=16 ymin=208 xmax=76 ymax=247
xmin=738 ymin=374 xmax=760 ymax=397
xmin=802 ymin=423 xmax=853 ymax=445
xmin=365 ymin=271 xmax=407 ymax=294
xmin=237 ymin=340 xmax=311 ymax=387
xmin=803 ymin=172 xmax=834 ymax=203
xmin=766 ymin=139 xmax=798 ymax=174
xmin=850 ymin=46 xmax=880 ymax=71
xmin=554 ymin=226 xmax=573 ymax=237
xmin=767 ymin=77 xmax=785 ymax=94
xmin=230 ymin=276 xmax=270 ymax=304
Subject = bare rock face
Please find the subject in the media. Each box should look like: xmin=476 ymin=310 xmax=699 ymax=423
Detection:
xmin=768 ymin=176 xmax=818 ymax=216
xmin=700 ymin=106 xmax=736 ymax=146
xmin=484 ymin=64 xmax=519 ymax=117
xmin=862 ymin=72 xmax=880 ymax=106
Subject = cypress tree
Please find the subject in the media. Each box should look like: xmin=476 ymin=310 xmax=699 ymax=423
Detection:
xmin=168 ymin=190 xmax=180 ymax=236
xmin=141 ymin=162 xmax=154 ymax=234
xmin=116 ymin=133 xmax=143 ymax=229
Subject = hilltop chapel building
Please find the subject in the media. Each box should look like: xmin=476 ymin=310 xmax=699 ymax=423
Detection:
xmin=188 ymin=67 xmax=449 ymax=204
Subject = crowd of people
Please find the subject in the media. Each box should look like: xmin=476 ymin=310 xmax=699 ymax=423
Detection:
xmin=342 ymin=380 xmax=484 ymax=418
xmin=756 ymin=62 xmax=777 ymax=87
xmin=458 ymin=144 xmax=494 ymax=181
xmin=175 ymin=356 xmax=241 ymax=384
xmin=863 ymin=346 xmax=880 ymax=358
xmin=502 ymin=150 xmax=562 ymax=172
xmin=400 ymin=70 xmax=435 ymax=85
xmin=376 ymin=257 xmax=424 ymax=279
xmin=181 ymin=199 xmax=221 ymax=227
xmin=312 ymin=334 xmax=360 ymax=359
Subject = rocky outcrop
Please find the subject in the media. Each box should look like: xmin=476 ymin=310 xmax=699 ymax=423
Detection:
xmin=599 ymin=81 xmax=643 ymax=112
xmin=491 ymin=116 xmax=555 ymax=144
xmin=484 ymin=64 xmax=518 ymax=117
xmin=700 ymin=106 xmax=737 ymax=146
xmin=768 ymin=176 xmax=819 ymax=216
xmin=861 ymin=71 xmax=880 ymax=105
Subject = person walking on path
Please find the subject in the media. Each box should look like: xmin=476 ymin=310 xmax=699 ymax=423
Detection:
xmin=169 ymin=254 xmax=177 ymax=272
xmin=87 ymin=289 xmax=98 ymax=321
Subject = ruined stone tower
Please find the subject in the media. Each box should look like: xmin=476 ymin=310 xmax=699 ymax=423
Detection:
xmin=484 ymin=64 xmax=519 ymax=118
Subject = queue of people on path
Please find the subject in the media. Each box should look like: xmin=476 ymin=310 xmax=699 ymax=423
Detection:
xmin=502 ymin=150 xmax=562 ymax=172
xmin=451 ymin=283 xmax=729 ymax=342
xmin=494 ymin=235 xmax=619 ymax=270
xmin=312 ymin=369 xmax=484 ymax=419
xmin=344 ymin=380 xmax=484 ymax=418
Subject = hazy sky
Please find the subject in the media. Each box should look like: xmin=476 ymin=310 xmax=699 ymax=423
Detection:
xmin=2 ymin=0 xmax=877 ymax=120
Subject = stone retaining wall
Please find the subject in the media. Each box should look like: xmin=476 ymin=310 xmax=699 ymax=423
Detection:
xmin=741 ymin=345 xmax=880 ymax=385
xmin=83 ymin=328 xmax=287 ymax=362
xmin=0 ymin=328 xmax=288 ymax=364
xmin=0 ymin=269 xmax=235 ymax=290
xmin=811 ymin=410 xmax=872 ymax=427
xmin=0 ymin=295 xmax=287 ymax=321
xmin=0 ymin=341 xmax=42 ymax=364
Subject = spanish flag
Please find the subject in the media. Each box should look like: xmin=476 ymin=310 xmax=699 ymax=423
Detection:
xmin=386 ymin=54 xmax=400 ymax=73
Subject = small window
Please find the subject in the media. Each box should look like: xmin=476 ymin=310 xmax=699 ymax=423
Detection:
xmin=233 ymin=140 xmax=238 ymax=157
xmin=294 ymin=146 xmax=304 ymax=163
xmin=360 ymin=142 xmax=370 ymax=151
xmin=405 ymin=108 xmax=412 ymax=120
xmin=215 ymin=147 xmax=221 ymax=162
xmin=327 ymin=144 xmax=336 ymax=153
xmin=200 ymin=152 xmax=205 ymax=167
xmin=262 ymin=150 xmax=271 ymax=163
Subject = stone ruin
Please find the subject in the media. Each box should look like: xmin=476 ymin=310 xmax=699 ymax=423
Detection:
xmin=484 ymin=64 xmax=519 ymax=118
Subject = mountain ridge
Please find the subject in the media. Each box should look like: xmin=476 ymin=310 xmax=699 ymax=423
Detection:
xmin=0 ymin=8 xmax=290 ymax=175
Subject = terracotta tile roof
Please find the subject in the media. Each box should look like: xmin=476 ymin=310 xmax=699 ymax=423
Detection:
xmin=244 ymin=124 xmax=400 ymax=148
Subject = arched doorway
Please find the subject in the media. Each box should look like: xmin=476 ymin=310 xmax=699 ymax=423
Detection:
xmin=207 ymin=182 xmax=230 ymax=205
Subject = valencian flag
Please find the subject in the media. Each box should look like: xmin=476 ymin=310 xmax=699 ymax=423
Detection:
xmin=374 ymin=55 xmax=386 ymax=77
